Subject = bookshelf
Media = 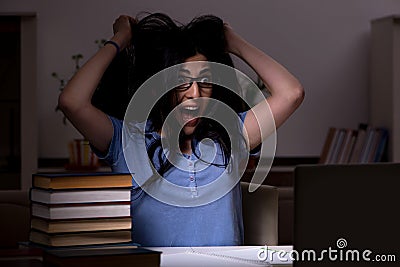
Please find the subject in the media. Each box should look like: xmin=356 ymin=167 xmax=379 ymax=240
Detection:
xmin=319 ymin=126 xmax=388 ymax=164
xmin=370 ymin=15 xmax=400 ymax=162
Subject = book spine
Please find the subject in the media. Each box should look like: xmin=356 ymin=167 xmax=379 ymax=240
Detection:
xmin=373 ymin=128 xmax=388 ymax=162
xmin=360 ymin=128 xmax=374 ymax=163
xmin=31 ymin=202 xmax=131 ymax=220
xmin=344 ymin=131 xmax=357 ymax=163
xmin=321 ymin=123 xmax=389 ymax=164
xmin=319 ymin=127 xmax=337 ymax=164
xmin=337 ymin=129 xmax=353 ymax=164
xmin=30 ymin=188 xmax=131 ymax=204
xmin=329 ymin=129 xmax=345 ymax=164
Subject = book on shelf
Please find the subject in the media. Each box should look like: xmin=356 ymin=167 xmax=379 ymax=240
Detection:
xmin=32 ymin=172 xmax=133 ymax=190
xmin=42 ymin=247 xmax=161 ymax=267
xmin=31 ymin=217 xmax=132 ymax=234
xmin=337 ymin=129 xmax=356 ymax=164
xmin=373 ymin=129 xmax=389 ymax=162
xmin=31 ymin=202 xmax=131 ymax=220
xmin=30 ymin=229 xmax=132 ymax=247
xmin=329 ymin=129 xmax=345 ymax=164
xmin=348 ymin=125 xmax=367 ymax=163
xmin=319 ymin=127 xmax=337 ymax=164
xmin=359 ymin=127 xmax=375 ymax=163
xmin=30 ymin=188 xmax=131 ymax=204
xmin=319 ymin=124 xmax=388 ymax=164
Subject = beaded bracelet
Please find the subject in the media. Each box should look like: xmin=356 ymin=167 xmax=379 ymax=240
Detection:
xmin=104 ymin=40 xmax=120 ymax=55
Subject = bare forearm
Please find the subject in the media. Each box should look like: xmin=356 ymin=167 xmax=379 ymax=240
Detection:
xmin=58 ymin=33 xmax=126 ymax=112
xmin=226 ymin=29 xmax=303 ymax=101
xmin=57 ymin=15 xmax=134 ymax=153
xmin=225 ymin=25 xmax=304 ymax=147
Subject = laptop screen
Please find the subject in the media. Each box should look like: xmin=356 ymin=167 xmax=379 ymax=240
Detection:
xmin=293 ymin=163 xmax=399 ymax=267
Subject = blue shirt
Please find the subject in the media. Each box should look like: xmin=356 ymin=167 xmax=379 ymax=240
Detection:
xmin=96 ymin=113 xmax=250 ymax=247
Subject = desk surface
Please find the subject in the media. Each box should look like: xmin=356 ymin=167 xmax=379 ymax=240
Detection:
xmin=147 ymin=246 xmax=293 ymax=267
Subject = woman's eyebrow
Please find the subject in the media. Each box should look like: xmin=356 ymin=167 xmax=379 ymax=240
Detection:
xmin=179 ymin=68 xmax=191 ymax=75
xmin=199 ymin=68 xmax=211 ymax=75
xmin=178 ymin=68 xmax=211 ymax=76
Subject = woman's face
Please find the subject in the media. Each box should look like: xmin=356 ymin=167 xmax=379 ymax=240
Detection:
xmin=174 ymin=53 xmax=212 ymax=136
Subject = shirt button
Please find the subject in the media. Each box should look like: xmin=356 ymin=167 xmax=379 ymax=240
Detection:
xmin=189 ymin=176 xmax=194 ymax=181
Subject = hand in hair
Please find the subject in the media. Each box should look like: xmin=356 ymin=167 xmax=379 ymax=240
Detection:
xmin=223 ymin=22 xmax=245 ymax=57
xmin=112 ymin=15 xmax=137 ymax=51
xmin=223 ymin=21 xmax=304 ymax=149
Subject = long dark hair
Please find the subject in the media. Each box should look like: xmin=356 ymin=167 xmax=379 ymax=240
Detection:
xmin=92 ymin=13 xmax=248 ymax=175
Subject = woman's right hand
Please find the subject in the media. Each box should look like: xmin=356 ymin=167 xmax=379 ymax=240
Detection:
xmin=58 ymin=15 xmax=139 ymax=154
xmin=112 ymin=15 xmax=137 ymax=51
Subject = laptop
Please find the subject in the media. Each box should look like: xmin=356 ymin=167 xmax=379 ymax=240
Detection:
xmin=293 ymin=163 xmax=400 ymax=266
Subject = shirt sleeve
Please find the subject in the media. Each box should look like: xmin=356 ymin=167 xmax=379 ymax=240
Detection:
xmin=90 ymin=116 xmax=124 ymax=166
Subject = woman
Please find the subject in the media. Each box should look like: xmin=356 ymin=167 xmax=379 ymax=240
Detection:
xmin=58 ymin=13 xmax=304 ymax=246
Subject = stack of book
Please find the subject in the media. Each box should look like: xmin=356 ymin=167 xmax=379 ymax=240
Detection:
xmin=29 ymin=172 xmax=133 ymax=248
xmin=319 ymin=124 xmax=388 ymax=164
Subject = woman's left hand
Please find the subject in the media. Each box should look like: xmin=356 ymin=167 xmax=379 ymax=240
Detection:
xmin=223 ymin=22 xmax=242 ymax=56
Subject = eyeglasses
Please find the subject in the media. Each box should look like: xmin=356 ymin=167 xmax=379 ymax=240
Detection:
xmin=175 ymin=76 xmax=213 ymax=91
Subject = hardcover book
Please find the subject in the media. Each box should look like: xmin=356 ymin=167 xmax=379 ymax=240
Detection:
xmin=30 ymin=188 xmax=131 ymax=204
xmin=32 ymin=172 xmax=133 ymax=190
xmin=31 ymin=217 xmax=132 ymax=234
xmin=30 ymin=230 xmax=132 ymax=247
xmin=31 ymin=202 xmax=131 ymax=220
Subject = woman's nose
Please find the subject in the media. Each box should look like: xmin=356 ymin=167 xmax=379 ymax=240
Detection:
xmin=186 ymin=81 xmax=200 ymax=98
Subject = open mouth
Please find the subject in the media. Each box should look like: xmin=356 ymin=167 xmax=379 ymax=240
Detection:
xmin=180 ymin=105 xmax=201 ymax=126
